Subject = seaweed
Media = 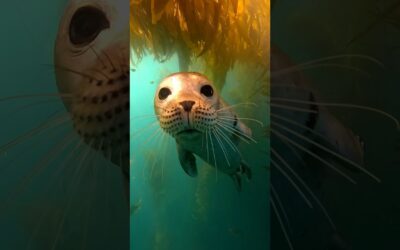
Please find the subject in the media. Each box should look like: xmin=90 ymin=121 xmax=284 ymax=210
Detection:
xmin=130 ymin=0 xmax=270 ymax=90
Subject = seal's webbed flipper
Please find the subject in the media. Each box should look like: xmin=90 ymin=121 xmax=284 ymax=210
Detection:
xmin=231 ymin=173 xmax=242 ymax=192
xmin=240 ymin=161 xmax=252 ymax=180
xmin=177 ymin=144 xmax=198 ymax=177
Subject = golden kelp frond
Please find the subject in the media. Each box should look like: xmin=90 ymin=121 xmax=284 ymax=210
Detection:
xmin=130 ymin=0 xmax=270 ymax=89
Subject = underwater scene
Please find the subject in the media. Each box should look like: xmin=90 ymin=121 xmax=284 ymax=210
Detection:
xmin=2 ymin=0 xmax=400 ymax=249
xmin=0 ymin=1 xmax=129 ymax=249
xmin=130 ymin=1 xmax=270 ymax=250
xmin=271 ymin=0 xmax=400 ymax=249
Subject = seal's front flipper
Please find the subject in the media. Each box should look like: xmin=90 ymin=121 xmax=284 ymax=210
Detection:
xmin=177 ymin=144 xmax=198 ymax=177
xmin=231 ymin=173 xmax=242 ymax=192
xmin=240 ymin=161 xmax=252 ymax=180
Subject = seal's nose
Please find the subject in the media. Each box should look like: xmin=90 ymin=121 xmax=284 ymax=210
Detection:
xmin=179 ymin=100 xmax=195 ymax=112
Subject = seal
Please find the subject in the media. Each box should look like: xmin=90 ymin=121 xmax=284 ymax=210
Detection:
xmin=154 ymin=72 xmax=252 ymax=191
xmin=54 ymin=0 xmax=129 ymax=176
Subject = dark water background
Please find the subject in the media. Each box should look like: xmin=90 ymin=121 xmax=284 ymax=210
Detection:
xmin=272 ymin=0 xmax=400 ymax=249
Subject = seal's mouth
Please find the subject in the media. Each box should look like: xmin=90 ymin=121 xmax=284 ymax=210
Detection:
xmin=176 ymin=128 xmax=200 ymax=136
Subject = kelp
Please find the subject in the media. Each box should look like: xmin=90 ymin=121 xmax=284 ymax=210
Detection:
xmin=346 ymin=0 xmax=400 ymax=47
xmin=130 ymin=0 xmax=270 ymax=90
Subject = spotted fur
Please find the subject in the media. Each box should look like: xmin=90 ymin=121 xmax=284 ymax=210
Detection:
xmin=54 ymin=0 xmax=130 ymax=173
xmin=154 ymin=72 xmax=252 ymax=191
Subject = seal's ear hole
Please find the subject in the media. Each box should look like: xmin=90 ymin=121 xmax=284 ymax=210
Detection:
xmin=200 ymin=85 xmax=214 ymax=97
xmin=158 ymin=87 xmax=172 ymax=100
xmin=69 ymin=6 xmax=110 ymax=46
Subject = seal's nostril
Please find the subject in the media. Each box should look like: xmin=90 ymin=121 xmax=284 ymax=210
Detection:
xmin=179 ymin=100 xmax=195 ymax=112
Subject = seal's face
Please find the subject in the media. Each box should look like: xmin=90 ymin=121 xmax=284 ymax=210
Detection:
xmin=154 ymin=73 xmax=221 ymax=139
xmin=54 ymin=0 xmax=129 ymax=167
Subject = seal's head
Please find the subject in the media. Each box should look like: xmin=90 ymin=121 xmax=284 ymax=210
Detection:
xmin=154 ymin=72 xmax=225 ymax=139
xmin=54 ymin=0 xmax=129 ymax=168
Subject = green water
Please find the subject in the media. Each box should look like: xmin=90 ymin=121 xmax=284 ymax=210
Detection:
xmin=130 ymin=54 xmax=270 ymax=250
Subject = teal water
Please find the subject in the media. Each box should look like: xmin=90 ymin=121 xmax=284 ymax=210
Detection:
xmin=130 ymin=54 xmax=270 ymax=250
xmin=0 ymin=2 xmax=128 ymax=249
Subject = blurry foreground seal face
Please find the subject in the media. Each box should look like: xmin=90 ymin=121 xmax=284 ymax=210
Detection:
xmin=54 ymin=0 xmax=130 ymax=178
xmin=154 ymin=72 xmax=253 ymax=191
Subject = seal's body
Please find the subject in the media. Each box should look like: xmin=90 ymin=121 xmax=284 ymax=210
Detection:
xmin=54 ymin=0 xmax=130 ymax=175
xmin=154 ymin=72 xmax=252 ymax=190
xmin=271 ymin=45 xmax=365 ymax=167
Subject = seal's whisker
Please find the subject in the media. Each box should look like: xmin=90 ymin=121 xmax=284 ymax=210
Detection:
xmin=91 ymin=68 xmax=111 ymax=80
xmin=117 ymin=49 xmax=129 ymax=74
xmin=130 ymin=114 xmax=160 ymax=120
xmin=205 ymin=130 xmax=210 ymax=162
xmin=89 ymin=45 xmax=107 ymax=69
xmin=207 ymin=129 xmax=218 ymax=182
xmin=140 ymin=127 xmax=165 ymax=179
xmin=271 ymin=54 xmax=384 ymax=77
xmin=0 ymin=93 xmax=75 ymax=102
xmin=81 ymin=148 xmax=99 ymax=250
xmin=141 ymin=127 xmax=163 ymax=150
xmin=271 ymin=184 xmax=293 ymax=236
xmin=218 ymin=116 xmax=264 ymax=127
xmin=214 ymin=126 xmax=240 ymax=153
xmin=150 ymin=131 xmax=169 ymax=181
xmin=6 ymin=100 xmax=64 ymax=119
xmin=154 ymin=105 xmax=168 ymax=111
xmin=216 ymin=122 xmax=252 ymax=144
xmin=52 ymin=139 xmax=94 ymax=250
xmin=153 ymin=72 xmax=256 ymax=190
xmin=212 ymin=129 xmax=230 ymax=167
xmin=274 ymin=63 xmax=372 ymax=78
xmin=216 ymin=121 xmax=257 ymax=143
xmin=130 ymin=116 xmax=159 ymax=122
xmin=1 ymin=130 xmax=78 ymax=214
xmin=148 ymin=133 xmax=163 ymax=179
xmin=52 ymin=64 xmax=100 ymax=81
xmin=25 ymin=137 xmax=84 ymax=250
xmin=215 ymin=102 xmax=258 ymax=112
xmin=57 ymin=138 xmax=86 ymax=178
xmin=271 ymin=159 xmax=313 ymax=208
xmin=271 ymin=129 xmax=357 ymax=184
xmin=271 ymin=127 xmax=308 ymax=167
xmin=270 ymin=113 xmax=330 ymax=146
xmin=282 ymin=63 xmax=371 ymax=77
xmin=159 ymin=132 xmax=170 ymax=181
xmin=272 ymin=121 xmax=381 ymax=182
xmin=270 ymin=103 xmax=318 ymax=114
xmin=201 ymin=128 xmax=205 ymax=150
xmin=271 ymin=97 xmax=400 ymax=129
xmin=103 ymin=49 xmax=117 ymax=72
xmin=131 ymin=121 xmax=159 ymax=139
xmin=271 ymin=148 xmax=336 ymax=229
xmin=270 ymin=195 xmax=294 ymax=250
xmin=0 ymin=113 xmax=71 ymax=155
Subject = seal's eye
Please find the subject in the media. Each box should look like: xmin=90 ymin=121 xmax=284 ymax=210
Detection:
xmin=200 ymin=85 xmax=214 ymax=97
xmin=158 ymin=87 xmax=172 ymax=100
xmin=69 ymin=6 xmax=110 ymax=46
